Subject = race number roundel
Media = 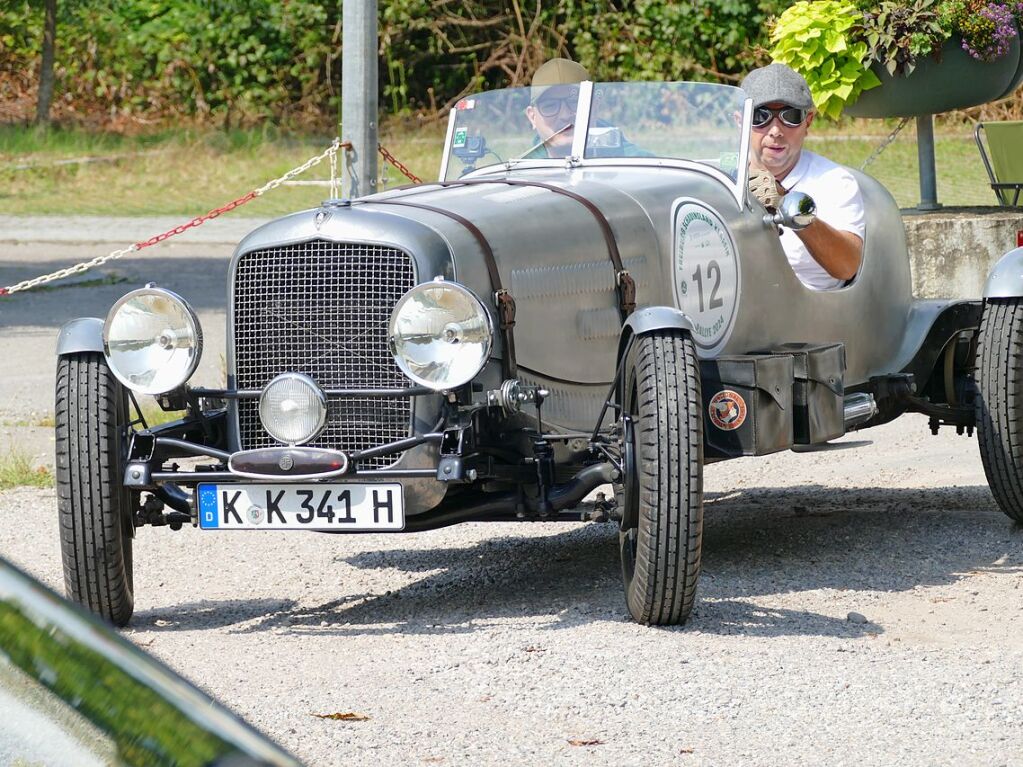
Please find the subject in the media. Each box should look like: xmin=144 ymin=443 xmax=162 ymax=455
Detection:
xmin=672 ymin=200 xmax=740 ymax=357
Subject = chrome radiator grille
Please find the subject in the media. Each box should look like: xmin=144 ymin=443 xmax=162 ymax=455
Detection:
xmin=232 ymin=240 xmax=416 ymax=467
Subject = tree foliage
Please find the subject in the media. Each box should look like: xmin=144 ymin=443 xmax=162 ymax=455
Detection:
xmin=0 ymin=0 xmax=786 ymax=128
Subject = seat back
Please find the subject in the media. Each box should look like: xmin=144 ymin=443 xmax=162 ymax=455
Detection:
xmin=976 ymin=121 xmax=1023 ymax=206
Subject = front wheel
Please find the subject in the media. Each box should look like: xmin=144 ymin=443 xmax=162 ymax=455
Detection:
xmin=618 ymin=329 xmax=703 ymax=625
xmin=55 ymin=353 xmax=135 ymax=626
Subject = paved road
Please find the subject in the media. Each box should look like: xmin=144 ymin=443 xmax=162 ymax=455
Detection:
xmin=1 ymin=216 xmax=267 ymax=462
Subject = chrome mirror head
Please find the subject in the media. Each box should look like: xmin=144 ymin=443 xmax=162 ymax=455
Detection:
xmin=767 ymin=192 xmax=817 ymax=230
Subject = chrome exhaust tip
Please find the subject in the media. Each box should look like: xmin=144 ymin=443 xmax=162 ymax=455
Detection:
xmin=844 ymin=392 xmax=878 ymax=430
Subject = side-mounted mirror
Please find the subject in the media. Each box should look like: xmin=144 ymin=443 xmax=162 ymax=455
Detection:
xmin=765 ymin=192 xmax=816 ymax=231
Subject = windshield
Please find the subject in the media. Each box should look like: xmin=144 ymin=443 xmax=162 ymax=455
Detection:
xmin=442 ymin=81 xmax=749 ymax=182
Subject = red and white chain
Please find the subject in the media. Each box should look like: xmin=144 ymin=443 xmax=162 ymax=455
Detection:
xmin=1 ymin=138 xmax=347 ymax=297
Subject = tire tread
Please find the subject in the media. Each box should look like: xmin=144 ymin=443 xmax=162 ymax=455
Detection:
xmin=623 ymin=330 xmax=703 ymax=625
xmin=55 ymin=353 xmax=134 ymax=625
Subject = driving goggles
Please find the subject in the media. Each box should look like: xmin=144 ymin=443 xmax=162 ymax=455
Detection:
xmin=752 ymin=105 xmax=807 ymax=128
xmin=534 ymin=89 xmax=580 ymax=118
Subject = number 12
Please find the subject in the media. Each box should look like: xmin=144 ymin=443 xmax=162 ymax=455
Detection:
xmin=691 ymin=260 xmax=723 ymax=312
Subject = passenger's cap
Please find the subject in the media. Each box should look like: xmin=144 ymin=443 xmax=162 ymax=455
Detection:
xmin=531 ymin=58 xmax=589 ymax=101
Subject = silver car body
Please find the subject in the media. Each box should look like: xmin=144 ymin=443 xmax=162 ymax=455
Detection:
xmin=55 ymin=80 xmax=1005 ymax=628
xmin=219 ymin=82 xmax=963 ymax=517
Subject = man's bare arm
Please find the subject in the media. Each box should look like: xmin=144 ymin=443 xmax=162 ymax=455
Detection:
xmin=794 ymin=217 xmax=862 ymax=281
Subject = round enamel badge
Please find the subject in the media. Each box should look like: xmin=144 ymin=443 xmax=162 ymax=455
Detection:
xmin=708 ymin=390 xmax=747 ymax=431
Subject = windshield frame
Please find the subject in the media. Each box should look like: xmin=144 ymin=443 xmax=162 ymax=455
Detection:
xmin=439 ymin=81 xmax=753 ymax=209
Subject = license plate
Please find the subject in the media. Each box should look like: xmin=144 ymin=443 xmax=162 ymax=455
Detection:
xmin=196 ymin=483 xmax=404 ymax=531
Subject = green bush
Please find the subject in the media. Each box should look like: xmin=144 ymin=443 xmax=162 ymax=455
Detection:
xmin=1 ymin=0 xmax=787 ymax=128
xmin=1 ymin=0 xmax=339 ymax=127
xmin=565 ymin=0 xmax=787 ymax=83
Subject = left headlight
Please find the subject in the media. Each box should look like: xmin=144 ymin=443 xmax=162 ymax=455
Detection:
xmin=103 ymin=286 xmax=203 ymax=395
xmin=388 ymin=279 xmax=493 ymax=391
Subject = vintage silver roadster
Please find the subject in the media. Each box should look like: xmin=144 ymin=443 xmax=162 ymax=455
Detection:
xmin=54 ymin=81 xmax=1023 ymax=627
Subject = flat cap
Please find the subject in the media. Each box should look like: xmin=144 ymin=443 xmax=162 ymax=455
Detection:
xmin=530 ymin=58 xmax=589 ymax=101
xmin=740 ymin=63 xmax=815 ymax=110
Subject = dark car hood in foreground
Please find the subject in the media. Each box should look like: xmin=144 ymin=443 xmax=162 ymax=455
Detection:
xmin=0 ymin=558 xmax=301 ymax=766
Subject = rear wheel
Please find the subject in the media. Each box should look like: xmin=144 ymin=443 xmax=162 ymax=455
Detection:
xmin=976 ymin=298 xmax=1023 ymax=523
xmin=618 ymin=330 xmax=703 ymax=625
xmin=55 ymin=353 xmax=135 ymax=626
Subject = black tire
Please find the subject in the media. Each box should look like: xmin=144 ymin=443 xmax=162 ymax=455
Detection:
xmin=619 ymin=329 xmax=703 ymax=625
xmin=55 ymin=352 xmax=135 ymax=626
xmin=976 ymin=298 xmax=1023 ymax=523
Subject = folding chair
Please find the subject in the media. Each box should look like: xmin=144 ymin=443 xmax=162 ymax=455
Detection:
xmin=975 ymin=121 xmax=1023 ymax=206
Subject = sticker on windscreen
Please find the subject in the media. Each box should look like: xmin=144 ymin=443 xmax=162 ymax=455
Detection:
xmin=671 ymin=200 xmax=740 ymax=357
xmin=453 ymin=127 xmax=468 ymax=148
xmin=455 ymin=99 xmax=476 ymax=110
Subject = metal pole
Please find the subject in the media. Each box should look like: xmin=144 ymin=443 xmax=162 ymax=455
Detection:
xmin=916 ymin=114 xmax=941 ymax=211
xmin=341 ymin=0 xmax=378 ymax=199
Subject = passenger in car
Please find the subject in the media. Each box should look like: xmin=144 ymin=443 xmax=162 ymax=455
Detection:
xmin=524 ymin=58 xmax=589 ymax=159
xmin=522 ymin=58 xmax=650 ymax=160
xmin=741 ymin=63 xmax=864 ymax=290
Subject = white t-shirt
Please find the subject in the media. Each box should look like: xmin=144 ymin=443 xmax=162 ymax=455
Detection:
xmin=778 ymin=150 xmax=865 ymax=291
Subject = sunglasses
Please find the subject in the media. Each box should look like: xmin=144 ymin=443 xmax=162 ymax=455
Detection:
xmin=752 ymin=106 xmax=807 ymax=128
xmin=535 ymin=90 xmax=579 ymax=118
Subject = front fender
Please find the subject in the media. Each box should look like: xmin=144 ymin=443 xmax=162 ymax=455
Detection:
xmin=56 ymin=317 xmax=104 ymax=356
xmin=615 ymin=306 xmax=695 ymax=362
xmin=985 ymin=246 xmax=1023 ymax=298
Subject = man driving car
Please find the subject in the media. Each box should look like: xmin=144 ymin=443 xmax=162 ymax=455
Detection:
xmin=742 ymin=63 xmax=864 ymax=290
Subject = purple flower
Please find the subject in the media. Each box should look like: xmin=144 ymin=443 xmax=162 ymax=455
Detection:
xmin=962 ymin=1 xmax=1019 ymax=61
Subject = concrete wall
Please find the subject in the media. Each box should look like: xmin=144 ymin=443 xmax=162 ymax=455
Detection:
xmin=905 ymin=207 xmax=1023 ymax=298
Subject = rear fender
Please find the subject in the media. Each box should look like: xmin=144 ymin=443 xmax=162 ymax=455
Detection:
xmin=56 ymin=317 xmax=104 ymax=356
xmin=985 ymin=247 xmax=1023 ymax=298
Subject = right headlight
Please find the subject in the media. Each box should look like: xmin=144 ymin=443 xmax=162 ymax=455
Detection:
xmin=103 ymin=286 xmax=203 ymax=395
xmin=388 ymin=279 xmax=493 ymax=391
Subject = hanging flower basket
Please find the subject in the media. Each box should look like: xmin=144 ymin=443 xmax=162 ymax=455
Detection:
xmin=844 ymin=33 xmax=1023 ymax=118
xmin=770 ymin=2 xmax=1023 ymax=120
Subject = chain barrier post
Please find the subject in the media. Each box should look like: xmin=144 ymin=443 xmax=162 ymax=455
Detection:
xmin=341 ymin=0 xmax=378 ymax=199
xmin=916 ymin=114 xmax=942 ymax=211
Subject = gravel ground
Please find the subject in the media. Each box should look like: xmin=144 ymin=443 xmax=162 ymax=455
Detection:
xmin=2 ymin=415 xmax=1021 ymax=767
xmin=4 ymin=220 xmax=1022 ymax=765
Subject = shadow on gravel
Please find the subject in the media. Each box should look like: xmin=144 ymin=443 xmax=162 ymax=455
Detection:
xmin=702 ymin=483 xmax=1019 ymax=594
xmin=132 ymin=598 xmax=298 ymax=631
xmin=227 ymin=524 xmax=624 ymax=636
xmin=150 ymin=483 xmax=1019 ymax=638
xmin=686 ymin=599 xmax=881 ymax=637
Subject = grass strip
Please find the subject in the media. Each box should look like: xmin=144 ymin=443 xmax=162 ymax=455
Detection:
xmin=0 ymin=451 xmax=53 ymax=491
xmin=0 ymin=120 xmax=1002 ymax=214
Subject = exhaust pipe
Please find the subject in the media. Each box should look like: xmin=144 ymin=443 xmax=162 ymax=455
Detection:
xmin=843 ymin=393 xmax=877 ymax=430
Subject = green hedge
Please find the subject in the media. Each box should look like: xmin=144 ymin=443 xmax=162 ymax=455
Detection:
xmin=0 ymin=0 xmax=786 ymax=127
